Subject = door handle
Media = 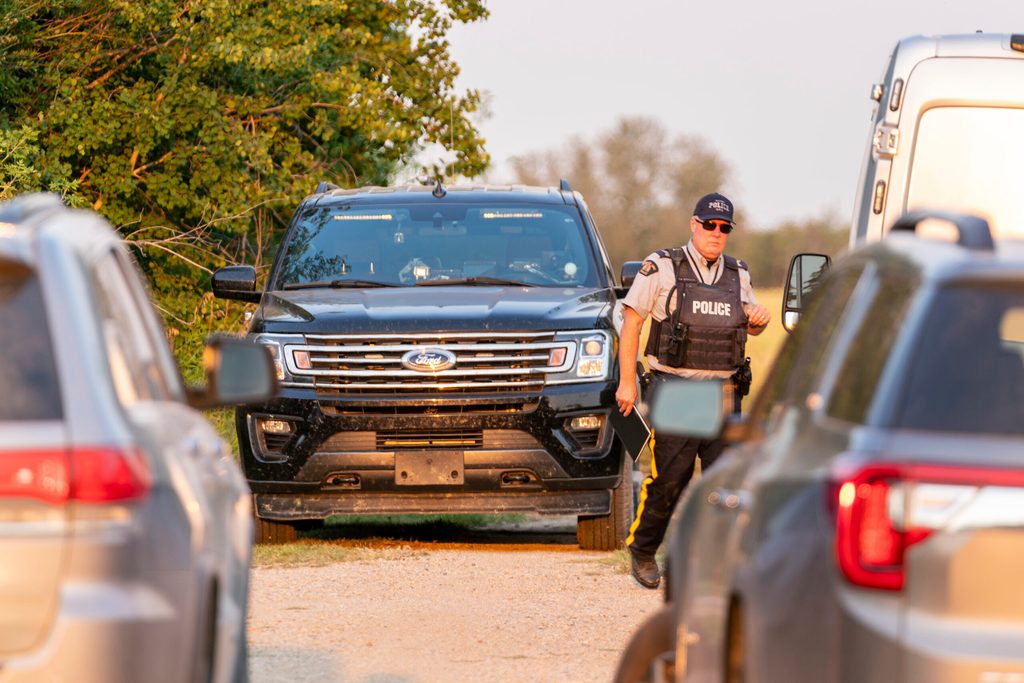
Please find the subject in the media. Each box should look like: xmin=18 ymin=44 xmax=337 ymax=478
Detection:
xmin=707 ymin=488 xmax=749 ymax=511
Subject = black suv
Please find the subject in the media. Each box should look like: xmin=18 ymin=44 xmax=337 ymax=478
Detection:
xmin=212 ymin=181 xmax=635 ymax=547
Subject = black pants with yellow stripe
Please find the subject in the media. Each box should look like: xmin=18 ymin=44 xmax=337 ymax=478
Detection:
xmin=625 ymin=430 xmax=727 ymax=558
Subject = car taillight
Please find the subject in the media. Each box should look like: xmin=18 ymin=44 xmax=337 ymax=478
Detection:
xmin=0 ymin=448 xmax=151 ymax=504
xmin=832 ymin=461 xmax=1024 ymax=591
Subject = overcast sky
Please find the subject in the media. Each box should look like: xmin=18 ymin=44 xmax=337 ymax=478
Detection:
xmin=447 ymin=0 xmax=1020 ymax=229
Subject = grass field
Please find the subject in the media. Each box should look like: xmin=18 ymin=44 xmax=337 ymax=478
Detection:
xmin=745 ymin=287 xmax=786 ymax=404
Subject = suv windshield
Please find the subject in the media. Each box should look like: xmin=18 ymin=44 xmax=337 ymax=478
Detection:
xmin=0 ymin=266 xmax=62 ymax=420
xmin=274 ymin=203 xmax=601 ymax=288
xmin=896 ymin=282 xmax=1024 ymax=435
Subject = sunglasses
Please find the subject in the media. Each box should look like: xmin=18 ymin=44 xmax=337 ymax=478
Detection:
xmin=698 ymin=218 xmax=734 ymax=234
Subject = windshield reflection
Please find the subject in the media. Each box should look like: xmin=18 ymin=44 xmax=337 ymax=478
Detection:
xmin=275 ymin=204 xmax=599 ymax=288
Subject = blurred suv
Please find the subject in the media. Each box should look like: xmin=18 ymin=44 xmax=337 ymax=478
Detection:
xmin=0 ymin=195 xmax=275 ymax=683
xmin=616 ymin=212 xmax=1024 ymax=682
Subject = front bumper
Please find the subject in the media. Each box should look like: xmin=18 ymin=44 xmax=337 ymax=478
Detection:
xmin=237 ymin=381 xmax=624 ymax=519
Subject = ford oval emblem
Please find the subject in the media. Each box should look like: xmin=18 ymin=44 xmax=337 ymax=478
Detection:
xmin=401 ymin=348 xmax=456 ymax=373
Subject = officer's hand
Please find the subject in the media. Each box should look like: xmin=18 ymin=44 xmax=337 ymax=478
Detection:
xmin=744 ymin=303 xmax=771 ymax=328
xmin=616 ymin=381 xmax=638 ymax=417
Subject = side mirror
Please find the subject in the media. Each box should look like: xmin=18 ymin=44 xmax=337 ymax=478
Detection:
xmin=782 ymin=253 xmax=831 ymax=332
xmin=187 ymin=335 xmax=278 ymax=409
xmin=648 ymin=379 xmax=729 ymax=439
xmin=212 ymin=265 xmax=261 ymax=302
xmin=620 ymin=261 xmax=643 ymax=290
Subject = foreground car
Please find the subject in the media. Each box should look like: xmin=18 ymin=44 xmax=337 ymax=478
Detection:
xmin=617 ymin=212 xmax=1024 ymax=682
xmin=0 ymin=194 xmax=276 ymax=682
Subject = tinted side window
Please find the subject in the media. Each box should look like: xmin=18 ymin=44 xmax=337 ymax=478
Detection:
xmin=826 ymin=267 xmax=919 ymax=424
xmin=895 ymin=283 xmax=1024 ymax=434
xmin=748 ymin=264 xmax=865 ymax=425
xmin=0 ymin=267 xmax=62 ymax=420
xmin=91 ymin=250 xmax=172 ymax=406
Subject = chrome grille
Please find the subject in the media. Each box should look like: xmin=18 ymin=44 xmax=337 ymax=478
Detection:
xmin=284 ymin=332 xmax=574 ymax=396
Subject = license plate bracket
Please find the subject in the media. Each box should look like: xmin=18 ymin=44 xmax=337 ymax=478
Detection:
xmin=394 ymin=451 xmax=465 ymax=486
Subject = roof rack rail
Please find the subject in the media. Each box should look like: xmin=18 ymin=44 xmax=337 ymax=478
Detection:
xmin=315 ymin=181 xmax=340 ymax=194
xmin=559 ymin=179 xmax=572 ymax=193
xmin=0 ymin=193 xmax=65 ymax=224
xmin=889 ymin=210 xmax=994 ymax=251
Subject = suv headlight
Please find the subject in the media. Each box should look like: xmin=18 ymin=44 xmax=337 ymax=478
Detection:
xmin=253 ymin=333 xmax=311 ymax=385
xmin=548 ymin=330 xmax=613 ymax=383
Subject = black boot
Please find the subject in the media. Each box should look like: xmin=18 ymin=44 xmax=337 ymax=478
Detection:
xmin=628 ymin=545 xmax=660 ymax=589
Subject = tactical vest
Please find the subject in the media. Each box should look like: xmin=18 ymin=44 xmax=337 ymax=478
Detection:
xmin=644 ymin=248 xmax=748 ymax=371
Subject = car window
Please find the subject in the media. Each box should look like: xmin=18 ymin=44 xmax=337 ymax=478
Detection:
xmin=907 ymin=107 xmax=1024 ymax=239
xmin=274 ymin=203 xmax=600 ymax=288
xmin=113 ymin=248 xmax=185 ymax=401
xmin=826 ymin=266 xmax=919 ymax=424
xmin=0 ymin=265 xmax=62 ymax=420
xmin=894 ymin=282 xmax=1024 ymax=434
xmin=91 ymin=249 xmax=174 ymax=405
xmin=747 ymin=263 xmax=865 ymax=426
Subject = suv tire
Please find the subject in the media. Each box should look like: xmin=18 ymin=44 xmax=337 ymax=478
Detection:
xmin=577 ymin=451 xmax=634 ymax=550
xmin=613 ymin=603 xmax=674 ymax=683
xmin=255 ymin=517 xmax=297 ymax=544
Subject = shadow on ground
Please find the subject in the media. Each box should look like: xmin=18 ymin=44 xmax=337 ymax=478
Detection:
xmin=299 ymin=513 xmax=580 ymax=548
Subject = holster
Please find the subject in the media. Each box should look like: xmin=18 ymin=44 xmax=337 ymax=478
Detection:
xmin=637 ymin=361 xmax=654 ymax=401
xmin=732 ymin=356 xmax=753 ymax=397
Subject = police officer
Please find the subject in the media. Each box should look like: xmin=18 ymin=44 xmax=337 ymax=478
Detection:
xmin=616 ymin=192 xmax=770 ymax=589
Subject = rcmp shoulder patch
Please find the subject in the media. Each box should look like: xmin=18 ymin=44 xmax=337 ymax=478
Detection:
xmin=639 ymin=259 xmax=659 ymax=276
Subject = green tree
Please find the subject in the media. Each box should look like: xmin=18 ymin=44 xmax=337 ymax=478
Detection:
xmin=0 ymin=125 xmax=79 ymax=201
xmin=737 ymin=212 xmax=849 ymax=288
xmin=511 ymin=116 xmax=848 ymax=286
xmin=0 ymin=0 xmax=488 ymax=374
xmin=512 ymin=116 xmax=735 ymax=270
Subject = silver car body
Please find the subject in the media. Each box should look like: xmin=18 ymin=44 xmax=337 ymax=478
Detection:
xmin=663 ymin=230 xmax=1024 ymax=682
xmin=852 ymin=33 xmax=1024 ymax=245
xmin=0 ymin=195 xmax=253 ymax=682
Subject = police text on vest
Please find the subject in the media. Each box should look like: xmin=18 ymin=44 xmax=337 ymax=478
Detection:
xmin=692 ymin=301 xmax=731 ymax=316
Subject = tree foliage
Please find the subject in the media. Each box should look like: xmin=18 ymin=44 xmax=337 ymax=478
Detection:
xmin=0 ymin=0 xmax=489 ymax=375
xmin=512 ymin=115 xmax=847 ymax=287
xmin=513 ymin=116 xmax=733 ymax=272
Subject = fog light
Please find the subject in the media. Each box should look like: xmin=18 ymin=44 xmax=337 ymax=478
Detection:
xmin=259 ymin=419 xmax=292 ymax=435
xmin=272 ymin=361 xmax=285 ymax=381
xmin=548 ymin=347 xmax=567 ymax=366
xmin=569 ymin=415 xmax=603 ymax=431
xmin=293 ymin=350 xmax=312 ymax=370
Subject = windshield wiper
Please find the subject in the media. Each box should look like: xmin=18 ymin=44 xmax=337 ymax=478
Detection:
xmin=414 ymin=276 xmax=535 ymax=287
xmin=282 ymin=279 xmax=402 ymax=290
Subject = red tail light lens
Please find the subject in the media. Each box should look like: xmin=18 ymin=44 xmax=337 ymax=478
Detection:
xmin=0 ymin=450 xmax=71 ymax=504
xmin=833 ymin=462 xmax=1024 ymax=591
xmin=70 ymin=448 xmax=151 ymax=502
xmin=834 ymin=465 xmax=916 ymax=591
xmin=0 ymin=448 xmax=151 ymax=504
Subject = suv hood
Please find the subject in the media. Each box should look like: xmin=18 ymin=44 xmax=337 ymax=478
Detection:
xmin=253 ymin=286 xmax=614 ymax=334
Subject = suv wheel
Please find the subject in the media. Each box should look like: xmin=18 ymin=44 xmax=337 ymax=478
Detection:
xmin=255 ymin=517 xmax=297 ymax=544
xmin=613 ymin=603 xmax=674 ymax=683
xmin=577 ymin=452 xmax=634 ymax=550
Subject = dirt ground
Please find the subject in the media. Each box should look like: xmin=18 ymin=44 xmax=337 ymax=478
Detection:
xmin=246 ymin=515 xmax=663 ymax=683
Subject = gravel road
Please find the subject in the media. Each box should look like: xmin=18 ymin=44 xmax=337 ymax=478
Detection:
xmin=247 ymin=516 xmax=662 ymax=683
